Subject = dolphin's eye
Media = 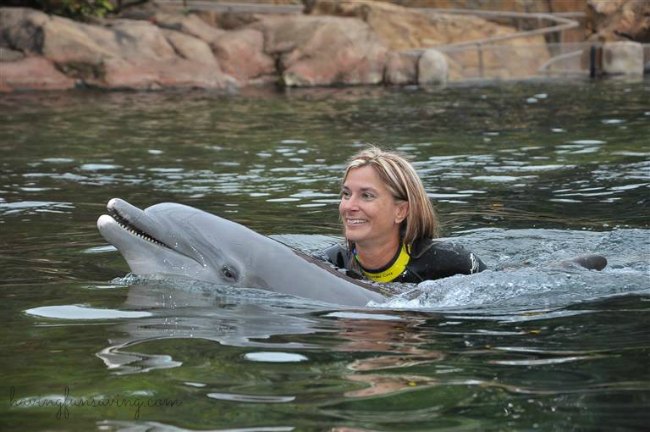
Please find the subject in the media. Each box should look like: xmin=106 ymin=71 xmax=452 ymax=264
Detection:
xmin=221 ymin=265 xmax=238 ymax=281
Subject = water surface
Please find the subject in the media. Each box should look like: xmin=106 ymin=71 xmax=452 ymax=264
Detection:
xmin=1 ymin=80 xmax=649 ymax=431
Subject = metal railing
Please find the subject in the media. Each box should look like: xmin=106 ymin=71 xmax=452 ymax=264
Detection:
xmin=416 ymin=8 xmax=581 ymax=49
xmin=408 ymin=9 xmax=583 ymax=80
xmin=154 ymin=0 xmax=303 ymax=14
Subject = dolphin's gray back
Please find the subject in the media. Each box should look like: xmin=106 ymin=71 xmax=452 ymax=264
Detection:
xmin=148 ymin=202 xmax=386 ymax=307
xmin=238 ymin=234 xmax=386 ymax=306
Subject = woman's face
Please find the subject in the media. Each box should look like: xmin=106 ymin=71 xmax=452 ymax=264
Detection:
xmin=339 ymin=165 xmax=408 ymax=248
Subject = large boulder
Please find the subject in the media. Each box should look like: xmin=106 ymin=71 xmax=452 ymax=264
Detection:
xmin=0 ymin=7 xmax=49 ymax=53
xmin=152 ymin=11 xmax=226 ymax=44
xmin=106 ymin=19 xmax=178 ymax=60
xmin=384 ymin=51 xmax=418 ymax=85
xmin=212 ymin=28 xmax=276 ymax=85
xmin=100 ymin=57 xmax=237 ymax=90
xmin=0 ymin=57 xmax=76 ymax=91
xmin=418 ymin=49 xmax=448 ymax=85
xmin=162 ymin=29 xmax=218 ymax=66
xmin=253 ymin=14 xmax=388 ymax=86
xmin=602 ymin=41 xmax=645 ymax=75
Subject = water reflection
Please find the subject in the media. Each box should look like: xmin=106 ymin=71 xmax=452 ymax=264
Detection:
xmin=88 ymin=278 xmax=325 ymax=374
xmin=41 ymin=225 xmax=641 ymax=383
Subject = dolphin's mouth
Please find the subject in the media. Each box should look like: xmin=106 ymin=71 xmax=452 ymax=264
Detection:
xmin=107 ymin=205 xmax=172 ymax=250
xmin=99 ymin=199 xmax=206 ymax=270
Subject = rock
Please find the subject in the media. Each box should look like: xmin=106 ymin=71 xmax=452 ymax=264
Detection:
xmin=0 ymin=7 xmax=235 ymax=91
xmin=100 ymin=57 xmax=238 ymax=90
xmin=212 ymin=28 xmax=276 ymax=84
xmin=106 ymin=19 xmax=178 ymax=61
xmin=0 ymin=57 xmax=76 ymax=91
xmin=36 ymin=16 xmax=188 ymax=84
xmin=39 ymin=18 xmax=120 ymax=65
xmin=586 ymin=0 xmax=650 ymax=43
xmin=384 ymin=51 xmax=418 ymax=85
xmin=9 ymin=1 xmax=633 ymax=90
xmin=162 ymin=29 xmax=218 ymax=65
xmin=254 ymin=15 xmax=387 ymax=86
xmin=0 ymin=47 xmax=24 ymax=62
xmin=306 ymin=0 xmax=534 ymax=49
xmin=152 ymin=11 xmax=225 ymax=44
xmin=115 ymin=0 xmax=164 ymax=21
xmin=418 ymin=49 xmax=448 ymax=85
xmin=190 ymin=10 xmax=222 ymax=28
xmin=309 ymin=0 xmax=588 ymax=43
xmin=307 ymin=0 xmax=445 ymax=50
xmin=602 ymin=41 xmax=644 ymax=75
xmin=307 ymin=0 xmax=587 ymax=15
xmin=0 ymin=7 xmax=49 ymax=53
xmin=0 ymin=8 xmax=118 ymax=68
xmin=207 ymin=10 xmax=261 ymax=31
xmin=306 ymin=0 xmax=550 ymax=81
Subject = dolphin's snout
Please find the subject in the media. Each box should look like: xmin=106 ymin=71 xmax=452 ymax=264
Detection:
xmin=107 ymin=198 xmax=139 ymax=215
xmin=107 ymin=197 xmax=120 ymax=210
xmin=97 ymin=214 xmax=113 ymax=230
xmin=107 ymin=198 xmax=151 ymax=226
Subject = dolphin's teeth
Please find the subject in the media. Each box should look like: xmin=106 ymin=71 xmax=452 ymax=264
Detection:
xmin=108 ymin=207 xmax=170 ymax=249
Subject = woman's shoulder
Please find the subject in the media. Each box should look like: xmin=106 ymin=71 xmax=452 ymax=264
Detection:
xmin=320 ymin=243 xmax=367 ymax=280
xmin=409 ymin=237 xmax=487 ymax=275
xmin=410 ymin=237 xmax=472 ymax=256
xmin=321 ymin=243 xmax=351 ymax=268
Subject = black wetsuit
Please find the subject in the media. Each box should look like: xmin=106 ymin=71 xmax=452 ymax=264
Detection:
xmin=321 ymin=238 xmax=486 ymax=284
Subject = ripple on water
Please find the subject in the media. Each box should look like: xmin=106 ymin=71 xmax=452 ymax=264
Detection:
xmin=25 ymin=305 xmax=151 ymax=320
xmin=556 ymin=141 xmax=606 ymax=155
xmin=297 ymin=203 xmax=327 ymax=208
xmin=79 ymin=163 xmax=122 ymax=171
xmin=601 ymin=119 xmax=625 ymax=125
xmin=207 ymin=393 xmax=295 ymax=403
xmin=569 ymin=140 xmax=607 ymax=145
xmin=266 ymin=198 xmax=301 ymax=203
xmin=470 ymin=175 xmax=525 ymax=183
xmin=244 ymin=352 xmax=308 ymax=363
xmin=0 ymin=200 xmax=74 ymax=215
xmin=517 ymin=164 xmax=575 ymax=172
xmin=42 ymin=158 xmax=75 ymax=163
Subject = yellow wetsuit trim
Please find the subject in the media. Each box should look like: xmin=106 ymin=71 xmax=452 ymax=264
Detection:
xmin=357 ymin=243 xmax=411 ymax=283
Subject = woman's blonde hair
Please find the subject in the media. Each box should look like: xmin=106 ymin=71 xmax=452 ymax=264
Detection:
xmin=342 ymin=146 xmax=440 ymax=246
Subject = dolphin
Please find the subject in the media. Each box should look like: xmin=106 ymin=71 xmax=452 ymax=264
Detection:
xmin=97 ymin=198 xmax=386 ymax=307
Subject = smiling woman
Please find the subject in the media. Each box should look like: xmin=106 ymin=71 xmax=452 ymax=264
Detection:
xmin=323 ymin=146 xmax=487 ymax=283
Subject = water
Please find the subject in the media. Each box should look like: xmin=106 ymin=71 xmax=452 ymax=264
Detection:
xmin=1 ymin=80 xmax=649 ymax=431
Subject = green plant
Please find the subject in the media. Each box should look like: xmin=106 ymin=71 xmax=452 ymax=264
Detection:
xmin=36 ymin=0 xmax=116 ymax=20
